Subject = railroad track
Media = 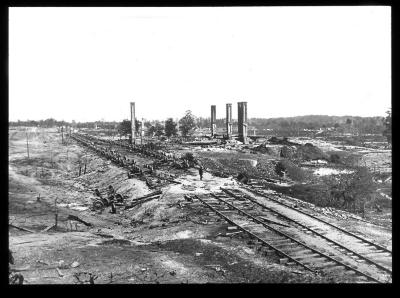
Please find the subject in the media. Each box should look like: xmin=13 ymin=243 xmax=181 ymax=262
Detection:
xmin=194 ymin=190 xmax=391 ymax=283
xmin=72 ymin=133 xmax=184 ymax=166
xmin=223 ymin=187 xmax=392 ymax=276
xmin=70 ymin=133 xmax=180 ymax=188
xmin=241 ymin=184 xmax=392 ymax=271
xmin=245 ymin=182 xmax=391 ymax=252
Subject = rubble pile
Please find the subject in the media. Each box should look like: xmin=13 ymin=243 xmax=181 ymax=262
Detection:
xmin=253 ymin=138 xmax=329 ymax=164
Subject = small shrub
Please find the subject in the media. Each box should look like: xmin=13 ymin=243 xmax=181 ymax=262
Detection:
xmin=275 ymin=160 xmax=311 ymax=182
xmin=322 ymin=167 xmax=377 ymax=212
xmin=294 ymin=143 xmax=328 ymax=161
xmin=275 ymin=162 xmax=285 ymax=177
xmin=329 ymin=154 xmax=341 ymax=164
xmin=183 ymin=152 xmax=195 ymax=162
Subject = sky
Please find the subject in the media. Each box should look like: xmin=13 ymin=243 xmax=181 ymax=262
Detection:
xmin=9 ymin=6 xmax=391 ymax=122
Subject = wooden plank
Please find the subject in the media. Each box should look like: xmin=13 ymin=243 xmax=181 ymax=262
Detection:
xmin=125 ymin=195 xmax=161 ymax=210
xmin=130 ymin=190 xmax=162 ymax=202
xmin=9 ymin=224 xmax=35 ymax=233
xmin=258 ymin=216 xmax=290 ymax=227
xmin=40 ymin=225 xmax=55 ymax=233
xmin=66 ymin=215 xmax=93 ymax=227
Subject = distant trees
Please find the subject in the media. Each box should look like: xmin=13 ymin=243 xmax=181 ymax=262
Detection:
xmin=383 ymin=109 xmax=391 ymax=144
xmin=196 ymin=117 xmax=210 ymax=128
xmin=8 ymin=114 xmax=387 ymax=137
xmin=144 ymin=121 xmax=152 ymax=129
xmin=147 ymin=122 xmax=164 ymax=137
xmin=99 ymin=122 xmax=118 ymax=130
xmin=117 ymin=120 xmax=131 ymax=137
xmin=153 ymin=122 xmax=164 ymax=137
xmin=135 ymin=119 xmax=141 ymax=132
xmin=8 ymin=118 xmax=69 ymax=128
xmin=165 ymin=118 xmax=178 ymax=137
xmin=43 ymin=118 xmax=57 ymax=127
xmin=234 ymin=115 xmax=385 ymax=136
xmin=179 ymin=110 xmax=197 ymax=137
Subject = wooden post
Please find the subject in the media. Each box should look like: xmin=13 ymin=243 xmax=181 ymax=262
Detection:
xmin=54 ymin=198 xmax=58 ymax=229
xmin=78 ymin=165 xmax=81 ymax=176
xmin=84 ymin=163 xmax=87 ymax=174
xmin=141 ymin=118 xmax=144 ymax=145
xmin=61 ymin=126 xmax=64 ymax=144
xmin=26 ymin=130 xmax=29 ymax=159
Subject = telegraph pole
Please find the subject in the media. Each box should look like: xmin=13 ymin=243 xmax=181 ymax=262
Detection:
xmin=141 ymin=118 xmax=144 ymax=145
xmin=26 ymin=129 xmax=30 ymax=159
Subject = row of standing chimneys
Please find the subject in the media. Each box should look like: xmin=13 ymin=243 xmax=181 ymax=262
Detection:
xmin=130 ymin=101 xmax=248 ymax=144
xmin=211 ymin=102 xmax=248 ymax=144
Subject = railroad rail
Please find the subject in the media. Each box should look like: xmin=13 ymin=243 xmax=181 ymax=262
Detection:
xmin=221 ymin=187 xmax=392 ymax=276
xmin=194 ymin=191 xmax=387 ymax=283
xmin=70 ymin=133 xmax=181 ymax=188
xmin=243 ymin=183 xmax=392 ymax=254
xmin=74 ymin=133 xmax=187 ymax=166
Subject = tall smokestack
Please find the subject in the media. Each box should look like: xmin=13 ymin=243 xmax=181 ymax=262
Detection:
xmin=211 ymin=105 xmax=216 ymax=137
xmin=237 ymin=102 xmax=248 ymax=144
xmin=130 ymin=102 xmax=136 ymax=144
xmin=226 ymin=103 xmax=232 ymax=138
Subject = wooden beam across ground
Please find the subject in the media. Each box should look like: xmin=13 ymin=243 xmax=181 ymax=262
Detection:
xmin=9 ymin=224 xmax=36 ymax=234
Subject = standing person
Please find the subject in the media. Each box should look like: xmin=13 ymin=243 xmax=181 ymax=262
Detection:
xmin=199 ymin=166 xmax=203 ymax=181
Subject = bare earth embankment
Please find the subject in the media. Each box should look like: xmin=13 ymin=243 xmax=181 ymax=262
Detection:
xmin=9 ymin=127 xmax=391 ymax=284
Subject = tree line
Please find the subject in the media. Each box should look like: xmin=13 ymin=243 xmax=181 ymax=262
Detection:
xmin=117 ymin=110 xmax=197 ymax=138
xmin=9 ymin=109 xmax=391 ymax=143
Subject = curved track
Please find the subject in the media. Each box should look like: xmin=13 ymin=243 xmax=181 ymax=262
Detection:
xmin=245 ymin=183 xmax=391 ymax=254
xmin=195 ymin=190 xmax=391 ymax=283
xmin=222 ymin=187 xmax=392 ymax=276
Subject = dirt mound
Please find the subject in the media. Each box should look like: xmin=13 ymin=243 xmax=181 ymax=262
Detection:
xmin=218 ymin=158 xmax=261 ymax=177
xmin=196 ymin=151 xmax=280 ymax=180
xmin=252 ymin=144 xmax=280 ymax=156
xmin=294 ymin=143 xmax=328 ymax=161
xmin=268 ymin=137 xmax=299 ymax=146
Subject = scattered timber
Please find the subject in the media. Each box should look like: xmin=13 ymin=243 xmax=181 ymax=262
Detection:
xmin=130 ymin=190 xmax=162 ymax=202
xmin=125 ymin=195 xmax=161 ymax=210
xmin=9 ymin=224 xmax=35 ymax=234
xmin=66 ymin=215 xmax=93 ymax=227
xmin=40 ymin=224 xmax=56 ymax=233
xmin=162 ymin=177 xmax=181 ymax=184
xmin=182 ymin=141 xmax=218 ymax=146
xmin=124 ymin=190 xmax=163 ymax=210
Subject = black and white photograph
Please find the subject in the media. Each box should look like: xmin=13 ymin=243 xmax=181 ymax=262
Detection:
xmin=8 ymin=6 xmax=392 ymax=284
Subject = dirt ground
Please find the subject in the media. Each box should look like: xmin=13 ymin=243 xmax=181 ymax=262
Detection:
xmin=8 ymin=127 xmax=391 ymax=284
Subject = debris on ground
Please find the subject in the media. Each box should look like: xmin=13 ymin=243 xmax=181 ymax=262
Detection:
xmin=8 ymin=127 xmax=392 ymax=284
